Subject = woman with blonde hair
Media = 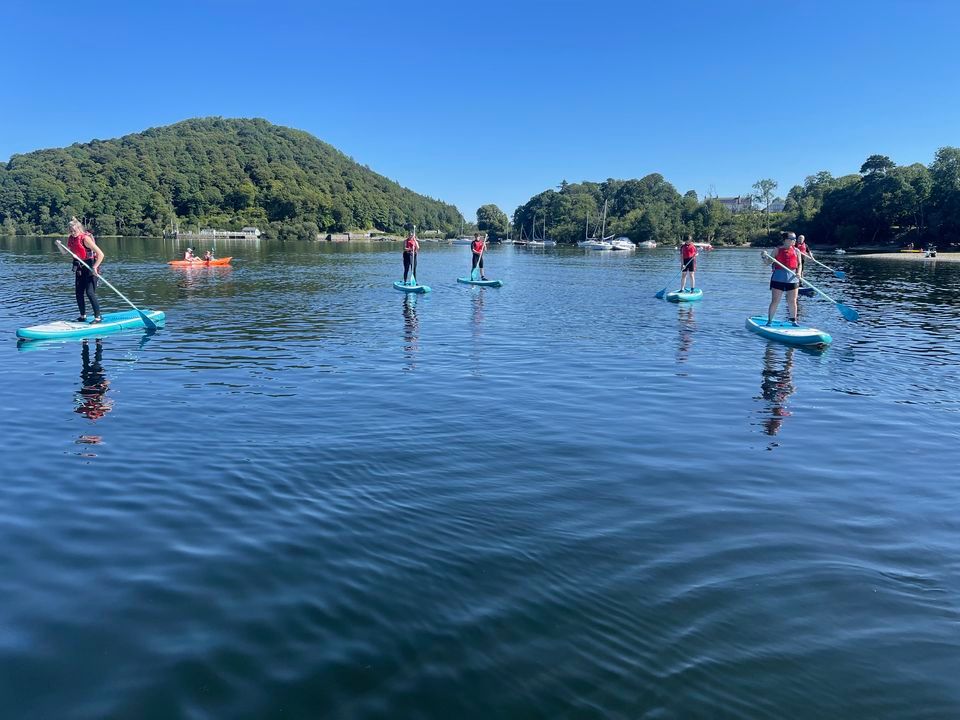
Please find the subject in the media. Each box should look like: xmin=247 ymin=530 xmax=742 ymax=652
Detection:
xmin=67 ymin=217 xmax=105 ymax=323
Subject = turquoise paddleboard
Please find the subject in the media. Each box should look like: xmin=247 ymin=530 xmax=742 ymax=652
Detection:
xmin=16 ymin=309 xmax=166 ymax=340
xmin=394 ymin=280 xmax=431 ymax=294
xmin=745 ymin=316 xmax=831 ymax=347
xmin=457 ymin=277 xmax=503 ymax=287
xmin=666 ymin=288 xmax=703 ymax=302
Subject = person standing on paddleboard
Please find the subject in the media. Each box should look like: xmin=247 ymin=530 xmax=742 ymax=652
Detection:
xmin=402 ymin=232 xmax=420 ymax=285
xmin=795 ymin=234 xmax=812 ymax=278
xmin=67 ymin=217 xmax=104 ymax=324
xmin=764 ymin=232 xmax=800 ymax=326
xmin=471 ymin=233 xmax=489 ymax=281
xmin=679 ymin=235 xmax=697 ymax=291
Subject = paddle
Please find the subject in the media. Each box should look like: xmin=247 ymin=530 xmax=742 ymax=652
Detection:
xmin=56 ymin=240 xmax=158 ymax=330
xmin=763 ymin=251 xmax=859 ymax=322
xmin=471 ymin=238 xmax=485 ymax=281
xmin=801 ymin=251 xmax=846 ymax=279
xmin=655 ymin=252 xmax=697 ymax=299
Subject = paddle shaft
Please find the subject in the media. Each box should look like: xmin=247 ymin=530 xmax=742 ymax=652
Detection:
xmin=472 ymin=240 xmax=486 ymax=280
xmin=57 ymin=240 xmax=157 ymax=329
xmin=656 ymin=251 xmax=698 ymax=298
xmin=763 ymin=251 xmax=857 ymax=320
xmin=800 ymin=250 xmax=845 ymax=278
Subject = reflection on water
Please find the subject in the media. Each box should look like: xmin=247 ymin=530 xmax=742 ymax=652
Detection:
xmin=4 ymin=240 xmax=960 ymax=719
xmin=402 ymin=293 xmax=419 ymax=371
xmin=75 ymin=339 xmax=112 ymax=422
xmin=676 ymin=305 xmax=695 ymax=366
xmin=756 ymin=344 xmax=796 ymax=444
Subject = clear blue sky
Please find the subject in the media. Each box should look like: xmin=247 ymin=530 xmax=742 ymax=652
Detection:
xmin=3 ymin=0 xmax=959 ymax=220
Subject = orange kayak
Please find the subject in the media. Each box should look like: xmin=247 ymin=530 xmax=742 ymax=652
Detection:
xmin=168 ymin=257 xmax=233 ymax=266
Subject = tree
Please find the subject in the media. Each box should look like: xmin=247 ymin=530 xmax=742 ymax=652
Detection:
xmin=860 ymin=154 xmax=896 ymax=176
xmin=753 ymin=178 xmax=778 ymax=232
xmin=476 ymin=204 xmax=510 ymax=240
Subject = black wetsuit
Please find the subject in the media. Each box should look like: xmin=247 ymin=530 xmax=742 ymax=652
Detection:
xmin=74 ymin=250 xmax=101 ymax=319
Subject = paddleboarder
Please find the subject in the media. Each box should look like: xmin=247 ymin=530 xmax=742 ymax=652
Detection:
xmin=679 ymin=235 xmax=697 ymax=291
xmin=796 ymin=234 xmax=813 ymax=277
xmin=471 ymin=233 xmax=489 ymax=281
xmin=402 ymin=232 xmax=420 ymax=285
xmin=67 ymin=217 xmax=104 ymax=324
xmin=764 ymin=232 xmax=800 ymax=326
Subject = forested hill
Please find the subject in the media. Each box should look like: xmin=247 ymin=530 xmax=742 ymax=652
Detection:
xmin=0 ymin=117 xmax=463 ymax=239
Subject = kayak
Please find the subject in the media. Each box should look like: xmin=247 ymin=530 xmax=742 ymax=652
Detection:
xmin=393 ymin=280 xmax=431 ymax=294
xmin=16 ymin=309 xmax=166 ymax=340
xmin=168 ymin=257 xmax=232 ymax=266
xmin=457 ymin=277 xmax=503 ymax=287
xmin=745 ymin=316 xmax=831 ymax=347
xmin=666 ymin=288 xmax=703 ymax=302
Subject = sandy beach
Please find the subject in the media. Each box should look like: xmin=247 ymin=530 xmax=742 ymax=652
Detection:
xmin=854 ymin=252 xmax=960 ymax=263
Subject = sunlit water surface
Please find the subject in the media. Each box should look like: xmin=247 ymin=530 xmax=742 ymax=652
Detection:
xmin=2 ymin=238 xmax=959 ymax=719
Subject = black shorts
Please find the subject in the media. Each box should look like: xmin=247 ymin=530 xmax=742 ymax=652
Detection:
xmin=681 ymin=259 xmax=696 ymax=272
xmin=770 ymin=280 xmax=799 ymax=291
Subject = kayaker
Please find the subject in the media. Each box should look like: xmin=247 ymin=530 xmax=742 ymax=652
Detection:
xmin=67 ymin=217 xmax=104 ymax=324
xmin=471 ymin=233 xmax=489 ymax=280
xmin=764 ymin=232 xmax=800 ymax=326
xmin=402 ymin=232 xmax=420 ymax=284
xmin=184 ymin=247 xmax=196 ymax=261
xmin=679 ymin=235 xmax=697 ymax=291
xmin=203 ymin=250 xmax=214 ymax=261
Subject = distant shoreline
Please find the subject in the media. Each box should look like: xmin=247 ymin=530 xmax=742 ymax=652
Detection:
xmin=854 ymin=252 xmax=960 ymax=263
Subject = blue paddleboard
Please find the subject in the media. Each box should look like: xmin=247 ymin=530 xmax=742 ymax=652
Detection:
xmin=16 ymin=309 xmax=166 ymax=341
xmin=457 ymin=277 xmax=503 ymax=287
xmin=666 ymin=288 xmax=703 ymax=302
xmin=394 ymin=280 xmax=431 ymax=294
xmin=745 ymin=316 xmax=831 ymax=347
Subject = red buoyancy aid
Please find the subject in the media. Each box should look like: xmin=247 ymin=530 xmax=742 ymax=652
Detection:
xmin=472 ymin=239 xmax=484 ymax=254
xmin=67 ymin=233 xmax=95 ymax=261
xmin=681 ymin=243 xmax=697 ymax=261
xmin=774 ymin=246 xmax=799 ymax=270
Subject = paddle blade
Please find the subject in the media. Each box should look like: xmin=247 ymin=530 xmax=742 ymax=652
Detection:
xmin=834 ymin=270 xmax=847 ymax=279
xmin=838 ymin=303 xmax=859 ymax=322
xmin=655 ymin=289 xmax=666 ymax=299
xmin=471 ymin=266 xmax=479 ymax=281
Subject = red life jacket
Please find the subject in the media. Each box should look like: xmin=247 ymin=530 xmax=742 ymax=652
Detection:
xmin=472 ymin=239 xmax=484 ymax=254
xmin=404 ymin=237 xmax=417 ymax=252
xmin=774 ymin=246 xmax=799 ymax=270
xmin=681 ymin=243 xmax=696 ymax=261
xmin=68 ymin=233 xmax=94 ymax=260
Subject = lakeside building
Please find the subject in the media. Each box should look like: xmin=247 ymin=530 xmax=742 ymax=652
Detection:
xmin=716 ymin=196 xmax=753 ymax=213
xmin=164 ymin=225 xmax=261 ymax=241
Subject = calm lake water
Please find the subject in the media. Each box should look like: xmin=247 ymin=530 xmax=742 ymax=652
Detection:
xmin=2 ymin=237 xmax=959 ymax=719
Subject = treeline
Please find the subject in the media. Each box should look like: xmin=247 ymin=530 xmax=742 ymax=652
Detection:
xmin=0 ymin=117 xmax=463 ymax=240
xmin=507 ymin=148 xmax=960 ymax=247
xmin=511 ymin=175 xmax=770 ymax=246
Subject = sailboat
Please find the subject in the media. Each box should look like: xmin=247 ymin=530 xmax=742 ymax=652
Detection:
xmin=537 ymin=214 xmax=557 ymax=246
xmin=578 ymin=201 xmax=614 ymax=250
xmin=451 ymin=219 xmax=472 ymax=245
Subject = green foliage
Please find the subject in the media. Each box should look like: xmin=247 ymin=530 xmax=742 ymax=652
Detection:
xmin=476 ymin=204 xmax=510 ymax=239
xmin=0 ymin=117 xmax=463 ymax=239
